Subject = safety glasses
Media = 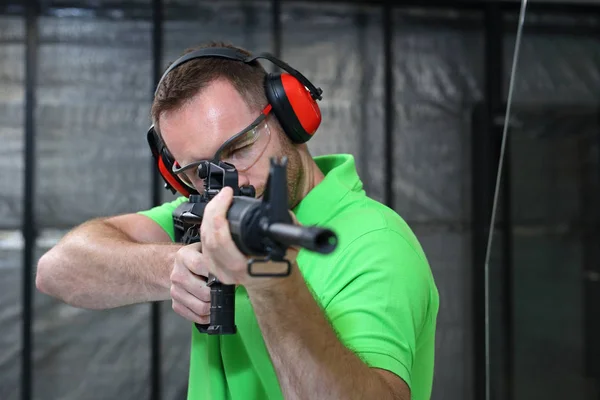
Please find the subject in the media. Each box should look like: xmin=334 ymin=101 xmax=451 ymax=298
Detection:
xmin=172 ymin=104 xmax=272 ymax=189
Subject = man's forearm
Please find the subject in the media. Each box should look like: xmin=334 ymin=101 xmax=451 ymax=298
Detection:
xmin=246 ymin=268 xmax=404 ymax=400
xmin=36 ymin=219 xmax=181 ymax=309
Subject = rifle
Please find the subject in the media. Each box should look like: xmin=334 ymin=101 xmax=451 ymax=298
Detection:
xmin=172 ymin=156 xmax=338 ymax=335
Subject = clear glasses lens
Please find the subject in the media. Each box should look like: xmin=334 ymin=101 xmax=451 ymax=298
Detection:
xmin=174 ymin=120 xmax=270 ymax=190
xmin=219 ymin=120 xmax=270 ymax=171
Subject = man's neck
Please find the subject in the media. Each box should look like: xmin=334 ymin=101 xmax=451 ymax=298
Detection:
xmin=295 ymin=150 xmax=324 ymax=206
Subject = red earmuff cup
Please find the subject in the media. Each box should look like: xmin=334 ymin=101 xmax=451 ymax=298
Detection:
xmin=280 ymin=73 xmax=321 ymax=136
xmin=158 ymin=156 xmax=190 ymax=197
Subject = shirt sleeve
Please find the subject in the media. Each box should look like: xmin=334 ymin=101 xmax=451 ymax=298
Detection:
xmin=137 ymin=196 xmax=188 ymax=242
xmin=323 ymin=228 xmax=436 ymax=390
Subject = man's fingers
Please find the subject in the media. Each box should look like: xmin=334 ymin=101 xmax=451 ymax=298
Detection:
xmin=200 ymin=187 xmax=244 ymax=268
xmin=204 ymin=186 xmax=234 ymax=219
xmin=201 ymin=187 xmax=233 ymax=244
xmin=171 ymin=264 xmax=211 ymax=298
xmin=171 ymin=300 xmax=209 ymax=325
xmin=170 ymin=285 xmax=211 ymax=316
xmin=193 ymin=282 xmax=211 ymax=303
xmin=187 ymin=242 xmax=202 ymax=252
xmin=180 ymin=245 xmax=209 ymax=278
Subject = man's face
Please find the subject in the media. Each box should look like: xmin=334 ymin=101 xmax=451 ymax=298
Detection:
xmin=158 ymin=78 xmax=301 ymax=201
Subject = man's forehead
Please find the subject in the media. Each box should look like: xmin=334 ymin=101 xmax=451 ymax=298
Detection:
xmin=162 ymin=117 xmax=258 ymax=166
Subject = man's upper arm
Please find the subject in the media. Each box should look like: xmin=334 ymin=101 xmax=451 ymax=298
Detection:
xmin=375 ymin=368 xmax=411 ymax=400
xmin=323 ymin=228 xmax=437 ymax=393
xmin=105 ymin=196 xmax=188 ymax=243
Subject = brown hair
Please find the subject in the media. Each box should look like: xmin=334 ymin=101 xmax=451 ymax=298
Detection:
xmin=151 ymin=41 xmax=268 ymax=131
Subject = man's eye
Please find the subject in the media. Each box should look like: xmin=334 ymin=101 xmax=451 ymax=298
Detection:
xmin=230 ymin=144 xmax=251 ymax=154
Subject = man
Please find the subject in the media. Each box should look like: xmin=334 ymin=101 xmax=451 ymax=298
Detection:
xmin=36 ymin=42 xmax=439 ymax=400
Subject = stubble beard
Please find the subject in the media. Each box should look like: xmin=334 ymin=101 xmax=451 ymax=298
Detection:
xmin=252 ymin=138 xmax=303 ymax=209
xmin=284 ymin=145 xmax=303 ymax=209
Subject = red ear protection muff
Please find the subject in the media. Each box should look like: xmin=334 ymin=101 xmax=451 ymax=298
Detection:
xmin=147 ymin=125 xmax=195 ymax=197
xmin=265 ymin=73 xmax=322 ymax=143
xmin=148 ymin=47 xmax=324 ymax=196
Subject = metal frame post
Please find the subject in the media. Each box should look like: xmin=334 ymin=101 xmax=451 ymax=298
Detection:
xmin=471 ymin=104 xmax=492 ymax=400
xmin=471 ymin=3 xmax=514 ymax=400
xmin=500 ymin=105 xmax=514 ymax=400
xmin=471 ymin=3 xmax=503 ymax=399
xmin=150 ymin=0 xmax=163 ymax=399
xmin=21 ymin=0 xmax=38 ymax=398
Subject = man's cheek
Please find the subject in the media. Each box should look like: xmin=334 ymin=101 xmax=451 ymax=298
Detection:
xmin=250 ymin=169 xmax=269 ymax=192
xmin=237 ymin=173 xmax=251 ymax=189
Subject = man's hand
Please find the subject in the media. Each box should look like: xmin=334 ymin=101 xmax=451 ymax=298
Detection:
xmin=170 ymin=242 xmax=212 ymax=324
xmin=200 ymin=186 xmax=298 ymax=289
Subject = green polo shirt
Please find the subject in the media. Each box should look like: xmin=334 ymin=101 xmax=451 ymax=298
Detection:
xmin=138 ymin=154 xmax=439 ymax=400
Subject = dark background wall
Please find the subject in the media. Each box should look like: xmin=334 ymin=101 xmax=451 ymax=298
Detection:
xmin=0 ymin=1 xmax=599 ymax=400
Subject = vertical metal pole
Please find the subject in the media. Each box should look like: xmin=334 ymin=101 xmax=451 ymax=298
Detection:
xmin=383 ymin=1 xmax=394 ymax=209
xmin=471 ymin=103 xmax=491 ymax=400
xmin=472 ymin=3 xmax=506 ymax=399
xmin=500 ymin=111 xmax=514 ymax=400
xmin=471 ymin=104 xmax=491 ymax=400
xmin=471 ymin=3 xmax=510 ymax=400
xmin=150 ymin=0 xmax=163 ymax=399
xmin=22 ymin=0 xmax=38 ymax=399
xmin=493 ymin=5 xmax=514 ymax=400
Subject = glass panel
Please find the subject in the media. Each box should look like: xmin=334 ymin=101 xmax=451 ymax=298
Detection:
xmin=0 ymin=15 xmax=24 ymax=228
xmin=32 ymin=3 xmax=154 ymax=399
xmin=0 ymin=13 xmax=25 ymax=400
xmin=387 ymin=7 xmax=488 ymax=399
xmin=34 ymin=11 xmax=154 ymax=228
xmin=487 ymin=3 xmax=600 ymax=399
xmin=509 ymin=107 xmax=600 ymax=399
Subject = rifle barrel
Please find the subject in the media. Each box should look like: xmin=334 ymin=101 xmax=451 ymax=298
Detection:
xmin=266 ymin=223 xmax=337 ymax=254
